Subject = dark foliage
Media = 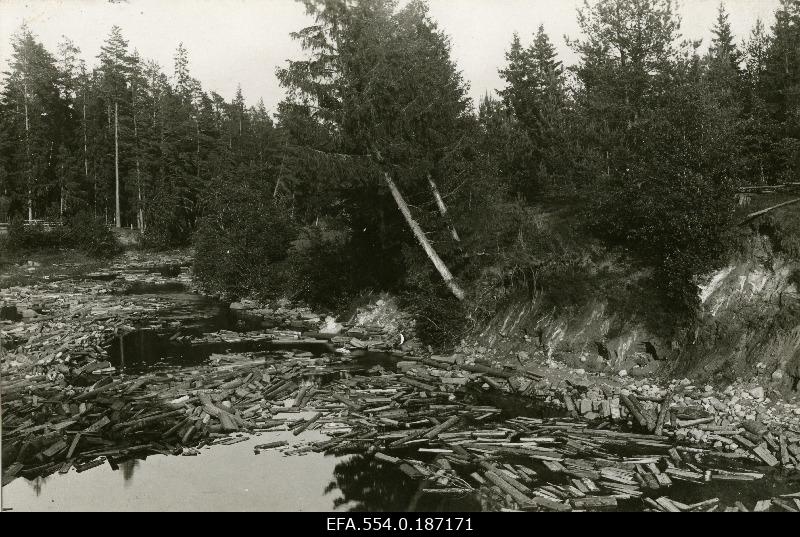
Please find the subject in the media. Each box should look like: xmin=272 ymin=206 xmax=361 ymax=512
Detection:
xmin=193 ymin=179 xmax=297 ymax=299
xmin=6 ymin=211 xmax=119 ymax=258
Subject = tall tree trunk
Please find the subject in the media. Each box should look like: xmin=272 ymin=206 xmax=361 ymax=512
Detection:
xmin=59 ymin=158 xmax=65 ymax=217
xmin=427 ymin=174 xmax=460 ymax=243
xmin=132 ymin=85 xmax=143 ymax=231
xmin=114 ymin=100 xmax=121 ymax=228
xmin=83 ymin=97 xmax=89 ymax=182
xmin=383 ymin=172 xmax=465 ymax=300
xmin=23 ymin=77 xmax=32 ymax=221
xmin=196 ymin=119 xmax=201 ymax=181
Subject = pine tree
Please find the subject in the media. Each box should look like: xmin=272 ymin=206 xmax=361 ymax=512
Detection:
xmin=497 ymin=25 xmax=567 ymax=198
xmin=706 ymin=2 xmax=745 ymax=108
xmin=0 ymin=26 xmax=64 ymax=220
xmin=709 ymin=2 xmax=742 ymax=69
xmin=277 ymin=0 xmax=471 ymax=298
xmin=98 ymin=25 xmax=133 ymax=227
xmin=761 ymin=0 xmax=800 ymax=180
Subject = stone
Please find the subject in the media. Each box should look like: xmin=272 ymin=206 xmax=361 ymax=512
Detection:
xmin=749 ymin=386 xmax=765 ymax=400
xmin=771 ymin=370 xmax=784 ymax=381
xmin=21 ymin=309 xmax=38 ymax=318
xmin=618 ymin=369 xmax=628 ymax=377
xmin=741 ymin=419 xmax=767 ymax=437
xmin=319 ymin=316 xmax=343 ymax=334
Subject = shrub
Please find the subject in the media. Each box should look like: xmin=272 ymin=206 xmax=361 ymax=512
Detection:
xmin=66 ymin=211 xmax=121 ymax=258
xmin=588 ymin=164 xmax=736 ymax=328
xmin=286 ymin=225 xmax=360 ymax=311
xmin=4 ymin=212 xmax=120 ymax=258
xmin=401 ymin=245 xmax=469 ymax=350
xmin=7 ymin=219 xmax=68 ymax=250
xmin=193 ymin=182 xmax=297 ymax=299
xmin=140 ymin=185 xmax=194 ymax=250
xmin=5 ymin=212 xmax=120 ymax=258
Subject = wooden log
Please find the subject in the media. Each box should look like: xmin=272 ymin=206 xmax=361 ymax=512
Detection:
xmin=628 ymin=394 xmax=654 ymax=431
xmin=75 ymin=458 xmax=105 ymax=473
xmin=780 ymin=435 xmax=789 ymax=467
xmin=459 ymin=363 xmax=515 ymax=379
xmin=484 ymin=471 xmax=532 ymax=506
xmin=562 ymin=391 xmax=578 ymax=418
xmin=753 ymin=500 xmax=772 ymax=512
xmin=423 ymin=415 xmax=460 ymax=439
xmin=752 ymin=442 xmax=779 ymax=467
xmin=421 ymin=488 xmax=473 ymax=495
xmin=254 ymin=440 xmax=288 ymax=450
xmin=66 ymin=434 xmax=82 ymax=459
xmin=619 ymin=394 xmax=647 ymax=429
xmin=179 ymin=424 xmax=196 ymax=444
xmin=112 ymin=409 xmax=185 ymax=432
xmin=374 ymin=452 xmax=401 ymax=464
xmin=398 ymin=376 xmax=437 ymax=392
xmin=74 ymin=379 xmax=125 ymax=401
xmin=197 ymin=393 xmax=247 ymax=429
xmin=686 ymin=498 xmax=719 ymax=512
xmin=739 ymin=197 xmax=800 ymax=225
xmin=654 ymin=391 xmax=671 ymax=436
xmin=292 ymin=412 xmax=322 ymax=436
xmin=42 ymin=439 xmax=68 ymax=459
xmin=388 ymin=428 xmax=428 ymax=448
xmin=84 ymin=415 xmax=111 ymax=433
xmin=655 ymin=496 xmax=683 ymax=512
xmin=772 ymin=498 xmax=799 ymax=512
xmin=162 ymin=417 xmax=191 ymax=438
xmin=571 ymin=496 xmax=618 ymax=510
xmin=331 ymin=393 xmax=361 ymax=410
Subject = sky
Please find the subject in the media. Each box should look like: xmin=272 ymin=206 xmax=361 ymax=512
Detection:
xmin=0 ymin=0 xmax=782 ymax=113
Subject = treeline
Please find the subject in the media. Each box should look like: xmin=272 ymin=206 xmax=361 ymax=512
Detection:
xmin=2 ymin=0 xmax=800 ymax=346
xmin=0 ymin=25 xmax=280 ymax=247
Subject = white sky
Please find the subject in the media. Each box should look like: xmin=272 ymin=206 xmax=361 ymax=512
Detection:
xmin=0 ymin=0 xmax=781 ymax=113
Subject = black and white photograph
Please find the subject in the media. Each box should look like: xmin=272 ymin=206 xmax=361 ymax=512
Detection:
xmin=1 ymin=0 xmax=800 ymax=516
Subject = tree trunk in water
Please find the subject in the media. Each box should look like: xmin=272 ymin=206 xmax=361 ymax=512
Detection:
xmin=383 ymin=172 xmax=465 ymax=301
xmin=114 ymin=101 xmax=121 ymax=228
xmin=427 ymin=174 xmax=460 ymax=243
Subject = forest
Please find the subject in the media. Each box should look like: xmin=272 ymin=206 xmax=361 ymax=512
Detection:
xmin=2 ymin=0 xmax=800 ymax=349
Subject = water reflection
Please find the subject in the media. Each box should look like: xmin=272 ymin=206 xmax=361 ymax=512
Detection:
xmin=28 ymin=475 xmax=49 ymax=497
xmin=325 ymin=454 xmax=482 ymax=512
xmin=120 ymin=460 xmax=139 ymax=484
xmin=325 ymin=455 xmax=413 ymax=511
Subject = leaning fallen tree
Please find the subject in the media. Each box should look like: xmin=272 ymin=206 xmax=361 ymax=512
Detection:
xmin=383 ymin=171 xmax=465 ymax=301
xmin=427 ymin=173 xmax=461 ymax=243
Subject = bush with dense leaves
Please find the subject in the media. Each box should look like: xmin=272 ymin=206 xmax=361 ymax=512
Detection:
xmin=140 ymin=185 xmax=195 ymax=250
xmin=6 ymin=219 xmax=66 ymax=250
xmin=66 ymin=211 xmax=121 ymax=258
xmin=193 ymin=182 xmax=297 ymax=299
xmin=5 ymin=212 xmax=119 ymax=258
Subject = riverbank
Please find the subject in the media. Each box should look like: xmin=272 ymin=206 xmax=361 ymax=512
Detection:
xmin=2 ymin=250 xmax=800 ymax=511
